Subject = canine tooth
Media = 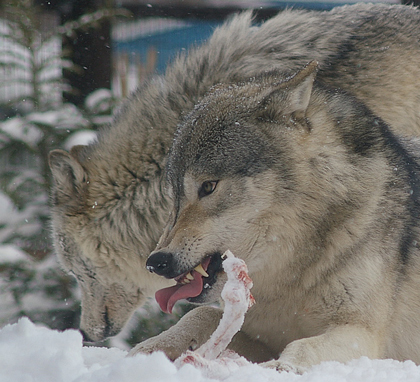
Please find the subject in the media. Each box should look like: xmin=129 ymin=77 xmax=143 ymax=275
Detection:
xmin=186 ymin=272 xmax=194 ymax=281
xmin=194 ymin=264 xmax=209 ymax=278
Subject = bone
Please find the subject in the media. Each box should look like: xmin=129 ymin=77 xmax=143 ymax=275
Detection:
xmin=175 ymin=250 xmax=255 ymax=375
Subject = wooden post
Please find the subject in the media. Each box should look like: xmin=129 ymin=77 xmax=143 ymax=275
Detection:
xmin=60 ymin=0 xmax=112 ymax=106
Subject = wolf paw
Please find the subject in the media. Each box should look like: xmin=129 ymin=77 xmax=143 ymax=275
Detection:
xmin=128 ymin=336 xmax=191 ymax=361
xmin=260 ymin=359 xmax=304 ymax=374
xmin=128 ymin=339 xmax=164 ymax=357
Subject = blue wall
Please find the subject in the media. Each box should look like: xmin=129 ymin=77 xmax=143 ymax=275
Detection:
xmin=113 ymin=20 xmax=222 ymax=73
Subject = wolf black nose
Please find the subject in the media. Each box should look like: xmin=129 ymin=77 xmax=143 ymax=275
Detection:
xmin=146 ymin=251 xmax=175 ymax=278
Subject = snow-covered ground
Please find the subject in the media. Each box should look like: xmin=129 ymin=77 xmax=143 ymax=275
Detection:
xmin=1 ymin=318 xmax=420 ymax=382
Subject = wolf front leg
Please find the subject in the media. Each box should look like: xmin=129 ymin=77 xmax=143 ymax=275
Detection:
xmin=129 ymin=305 xmax=276 ymax=362
xmin=262 ymin=325 xmax=383 ymax=374
xmin=129 ymin=306 xmax=222 ymax=360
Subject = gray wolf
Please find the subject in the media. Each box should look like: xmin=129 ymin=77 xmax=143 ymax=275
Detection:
xmin=48 ymin=3 xmax=420 ymax=345
xmin=144 ymin=61 xmax=420 ymax=372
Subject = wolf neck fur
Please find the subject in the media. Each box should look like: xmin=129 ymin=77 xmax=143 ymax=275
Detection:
xmin=246 ymin=87 xmax=407 ymax=296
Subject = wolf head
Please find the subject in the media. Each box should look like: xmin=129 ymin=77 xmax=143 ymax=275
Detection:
xmin=48 ymin=145 xmax=172 ymax=342
xmin=147 ymin=62 xmax=324 ymax=313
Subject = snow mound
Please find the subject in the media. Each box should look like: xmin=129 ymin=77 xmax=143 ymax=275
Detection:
xmin=0 ymin=317 xmax=420 ymax=382
xmin=0 ymin=317 xmax=86 ymax=382
xmin=64 ymin=130 xmax=97 ymax=150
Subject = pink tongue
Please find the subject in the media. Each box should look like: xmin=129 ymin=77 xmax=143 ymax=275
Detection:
xmin=155 ymin=270 xmax=204 ymax=313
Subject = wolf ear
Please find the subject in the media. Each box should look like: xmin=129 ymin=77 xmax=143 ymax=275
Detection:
xmin=259 ymin=61 xmax=318 ymax=125
xmin=49 ymin=149 xmax=87 ymax=206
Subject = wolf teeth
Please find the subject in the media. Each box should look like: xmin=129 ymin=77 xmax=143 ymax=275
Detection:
xmin=180 ymin=277 xmax=191 ymax=285
xmin=194 ymin=263 xmax=209 ymax=278
xmin=186 ymin=272 xmax=194 ymax=281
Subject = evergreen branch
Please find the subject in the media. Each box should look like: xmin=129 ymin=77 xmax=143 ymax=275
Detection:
xmin=58 ymin=8 xmax=131 ymax=38
xmin=0 ymin=63 xmax=30 ymax=73
xmin=0 ymin=78 xmax=33 ymax=85
xmin=0 ymin=49 xmax=32 ymax=66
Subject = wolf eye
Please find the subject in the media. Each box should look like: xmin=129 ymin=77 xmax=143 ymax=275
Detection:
xmin=198 ymin=181 xmax=218 ymax=198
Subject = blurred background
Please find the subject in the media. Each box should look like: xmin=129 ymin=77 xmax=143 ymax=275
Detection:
xmin=0 ymin=0 xmax=411 ymax=350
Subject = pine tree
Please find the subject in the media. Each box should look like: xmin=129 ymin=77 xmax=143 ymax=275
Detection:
xmin=0 ymin=1 xmax=188 ymax=349
xmin=0 ymin=0 xmax=117 ymax=331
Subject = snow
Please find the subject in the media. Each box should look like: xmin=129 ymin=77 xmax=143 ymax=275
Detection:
xmin=0 ymin=117 xmax=43 ymax=147
xmin=84 ymin=88 xmax=114 ymax=114
xmin=64 ymin=130 xmax=97 ymax=150
xmin=1 ymin=317 xmax=420 ymax=382
xmin=0 ymin=19 xmax=63 ymax=107
xmin=0 ymin=244 xmax=28 ymax=263
xmin=0 ymin=191 xmax=44 ymax=243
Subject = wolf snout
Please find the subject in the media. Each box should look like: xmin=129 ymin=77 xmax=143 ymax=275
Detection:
xmin=147 ymin=251 xmax=177 ymax=278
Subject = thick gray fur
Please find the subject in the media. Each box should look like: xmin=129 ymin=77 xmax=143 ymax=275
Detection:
xmin=146 ymin=61 xmax=420 ymax=371
xmin=49 ymin=3 xmax=420 ymax=346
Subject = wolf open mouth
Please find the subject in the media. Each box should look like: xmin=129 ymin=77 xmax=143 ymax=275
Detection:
xmin=155 ymin=253 xmax=224 ymax=313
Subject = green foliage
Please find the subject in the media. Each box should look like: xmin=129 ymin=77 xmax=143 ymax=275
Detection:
xmin=0 ymin=1 xmax=72 ymax=110
xmin=0 ymin=1 xmax=183 ymax=350
xmin=0 ymin=1 xmax=118 ymax=331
